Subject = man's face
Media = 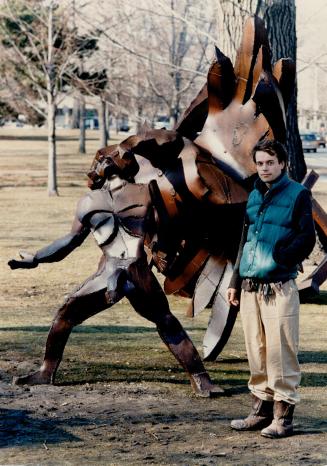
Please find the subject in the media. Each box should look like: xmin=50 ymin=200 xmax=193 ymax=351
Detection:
xmin=255 ymin=150 xmax=285 ymax=184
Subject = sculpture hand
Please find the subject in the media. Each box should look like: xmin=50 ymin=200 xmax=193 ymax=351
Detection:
xmin=8 ymin=251 xmax=38 ymax=269
xmin=193 ymin=17 xmax=293 ymax=180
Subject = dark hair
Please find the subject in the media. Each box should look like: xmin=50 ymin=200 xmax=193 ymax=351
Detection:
xmin=252 ymin=139 xmax=288 ymax=168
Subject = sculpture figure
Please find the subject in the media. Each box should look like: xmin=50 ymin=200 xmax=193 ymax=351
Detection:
xmin=9 ymin=147 xmax=222 ymax=396
xmin=86 ymin=16 xmax=298 ymax=360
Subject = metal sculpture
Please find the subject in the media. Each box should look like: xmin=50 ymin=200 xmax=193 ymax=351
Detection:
xmin=8 ymin=149 xmax=223 ymax=396
xmin=88 ymin=16 xmax=297 ymax=361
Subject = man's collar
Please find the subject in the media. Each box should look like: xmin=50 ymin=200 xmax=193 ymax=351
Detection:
xmin=255 ymin=172 xmax=289 ymax=195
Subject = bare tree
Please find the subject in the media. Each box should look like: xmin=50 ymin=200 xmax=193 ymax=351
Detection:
xmin=46 ymin=0 xmax=58 ymax=195
xmin=74 ymin=0 xmax=216 ymax=128
xmin=0 ymin=0 xmax=78 ymax=195
xmin=0 ymin=0 xmax=108 ymax=189
xmin=137 ymin=0 xmax=216 ymax=124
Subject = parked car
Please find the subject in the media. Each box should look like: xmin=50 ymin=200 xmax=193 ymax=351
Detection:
xmin=315 ymin=133 xmax=326 ymax=148
xmin=300 ymin=133 xmax=319 ymax=153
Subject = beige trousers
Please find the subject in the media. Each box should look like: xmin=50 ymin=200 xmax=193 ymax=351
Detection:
xmin=240 ymin=279 xmax=300 ymax=405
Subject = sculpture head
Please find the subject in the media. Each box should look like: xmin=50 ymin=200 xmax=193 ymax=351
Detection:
xmin=88 ymin=144 xmax=139 ymax=189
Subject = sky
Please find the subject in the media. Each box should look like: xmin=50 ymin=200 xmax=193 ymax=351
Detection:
xmin=296 ymin=0 xmax=327 ymax=114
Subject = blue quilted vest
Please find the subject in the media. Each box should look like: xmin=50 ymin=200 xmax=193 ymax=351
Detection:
xmin=239 ymin=173 xmax=306 ymax=282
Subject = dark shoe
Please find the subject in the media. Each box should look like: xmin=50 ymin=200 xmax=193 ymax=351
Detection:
xmin=261 ymin=400 xmax=294 ymax=438
xmin=231 ymin=395 xmax=273 ymax=431
xmin=190 ymin=372 xmax=224 ymax=397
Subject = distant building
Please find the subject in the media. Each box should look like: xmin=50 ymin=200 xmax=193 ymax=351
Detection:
xmin=56 ymin=96 xmax=99 ymax=129
xmin=298 ymin=108 xmax=327 ymax=135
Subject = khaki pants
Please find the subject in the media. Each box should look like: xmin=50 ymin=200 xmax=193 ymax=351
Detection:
xmin=240 ymin=279 xmax=300 ymax=405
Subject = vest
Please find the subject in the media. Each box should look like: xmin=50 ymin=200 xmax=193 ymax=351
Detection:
xmin=239 ymin=173 xmax=306 ymax=282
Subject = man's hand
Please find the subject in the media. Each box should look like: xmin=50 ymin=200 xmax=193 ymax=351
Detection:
xmin=8 ymin=251 xmax=38 ymax=269
xmin=227 ymin=288 xmax=239 ymax=307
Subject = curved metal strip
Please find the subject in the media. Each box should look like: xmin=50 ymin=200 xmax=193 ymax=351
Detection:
xmin=164 ymin=248 xmax=209 ymax=295
xmin=234 ymin=16 xmax=270 ymax=104
xmin=252 ymin=70 xmax=286 ymax=142
xmin=207 ymin=48 xmax=236 ymax=114
xmin=174 ymin=83 xmax=208 ymax=140
xmin=273 ymin=58 xmax=295 ymax=110
xmin=202 ymin=261 xmax=238 ymax=360
xmin=192 ymin=256 xmax=227 ymax=317
xmin=179 ymin=141 xmax=209 ymax=201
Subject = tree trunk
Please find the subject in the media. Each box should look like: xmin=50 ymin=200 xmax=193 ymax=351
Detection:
xmin=47 ymin=88 xmax=58 ymax=196
xmin=72 ymin=95 xmax=80 ymax=129
xmin=99 ymin=98 xmax=108 ymax=147
xmin=106 ymin=104 xmax=110 ymax=141
xmin=79 ymin=95 xmax=86 ymax=154
xmin=215 ymin=0 xmax=258 ymax=62
xmin=262 ymin=0 xmax=306 ymax=181
xmin=47 ymin=2 xmax=58 ymax=196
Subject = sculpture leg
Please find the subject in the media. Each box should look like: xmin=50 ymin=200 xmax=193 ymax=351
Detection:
xmin=125 ymin=266 xmax=224 ymax=396
xmin=13 ymin=287 xmax=110 ymax=385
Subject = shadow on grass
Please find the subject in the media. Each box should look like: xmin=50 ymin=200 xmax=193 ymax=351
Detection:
xmin=0 ymin=408 xmax=84 ymax=448
xmin=299 ymin=350 xmax=327 ymax=364
xmin=0 ymin=324 xmax=208 ymax=334
xmin=300 ymin=372 xmax=327 ymax=387
xmin=0 ymin=134 xmax=99 ymax=142
xmin=54 ymin=358 xmax=327 ymax=389
xmin=215 ymin=357 xmax=248 ymax=364
xmin=55 ymin=360 xmax=249 ymax=390
xmin=301 ymin=290 xmax=327 ymax=305
xmin=0 ymin=325 xmax=158 ymax=334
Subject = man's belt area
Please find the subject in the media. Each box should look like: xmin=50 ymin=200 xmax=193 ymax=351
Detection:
xmin=241 ymin=278 xmax=288 ymax=298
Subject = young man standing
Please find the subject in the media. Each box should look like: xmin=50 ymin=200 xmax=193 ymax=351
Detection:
xmin=227 ymin=139 xmax=316 ymax=438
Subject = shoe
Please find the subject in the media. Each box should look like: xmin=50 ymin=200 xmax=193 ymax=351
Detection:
xmin=231 ymin=394 xmax=273 ymax=431
xmin=261 ymin=400 xmax=294 ymax=438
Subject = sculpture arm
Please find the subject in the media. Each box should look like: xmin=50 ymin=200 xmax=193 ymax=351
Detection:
xmin=8 ymin=211 xmax=90 ymax=270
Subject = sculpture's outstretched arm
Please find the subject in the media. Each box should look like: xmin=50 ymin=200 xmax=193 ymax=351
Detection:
xmin=8 ymin=208 xmax=90 ymax=270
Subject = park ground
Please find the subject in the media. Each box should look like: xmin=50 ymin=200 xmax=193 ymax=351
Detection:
xmin=0 ymin=128 xmax=326 ymax=465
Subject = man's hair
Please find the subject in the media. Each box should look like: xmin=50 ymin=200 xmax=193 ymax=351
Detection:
xmin=252 ymin=139 xmax=288 ymax=167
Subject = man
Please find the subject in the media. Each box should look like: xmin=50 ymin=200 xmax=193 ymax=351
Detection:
xmin=8 ymin=147 xmax=221 ymax=397
xmin=227 ymin=139 xmax=315 ymax=438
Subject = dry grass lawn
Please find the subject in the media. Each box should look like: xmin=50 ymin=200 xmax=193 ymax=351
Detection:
xmin=0 ymin=128 xmax=326 ymax=465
